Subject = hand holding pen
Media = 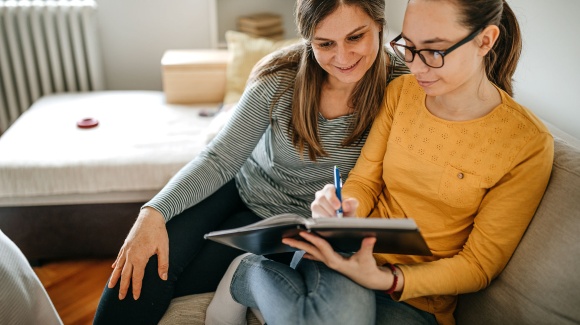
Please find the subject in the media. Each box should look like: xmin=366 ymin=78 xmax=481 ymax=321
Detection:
xmin=310 ymin=166 xmax=359 ymax=218
xmin=334 ymin=165 xmax=344 ymax=218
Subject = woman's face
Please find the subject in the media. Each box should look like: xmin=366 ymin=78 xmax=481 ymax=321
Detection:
xmin=311 ymin=5 xmax=381 ymax=87
xmin=401 ymin=0 xmax=485 ymax=97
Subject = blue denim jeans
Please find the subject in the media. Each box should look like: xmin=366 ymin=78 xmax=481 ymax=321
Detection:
xmin=231 ymin=254 xmax=437 ymax=325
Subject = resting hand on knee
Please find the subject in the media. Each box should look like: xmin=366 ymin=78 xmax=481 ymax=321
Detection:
xmin=108 ymin=207 xmax=169 ymax=301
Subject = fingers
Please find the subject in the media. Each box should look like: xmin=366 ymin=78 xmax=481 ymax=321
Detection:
xmin=283 ymin=232 xmax=341 ymax=267
xmin=118 ymin=261 xmax=133 ymax=300
xmin=131 ymin=263 xmax=145 ymax=300
xmin=282 ymin=236 xmax=317 ymax=254
xmin=311 ymin=184 xmax=342 ymax=218
xmin=342 ymin=198 xmax=359 ymax=217
xmin=157 ymin=245 xmax=169 ymax=281
xmin=111 ymin=247 xmax=123 ymax=269
xmin=108 ymin=208 xmax=168 ymax=301
xmin=108 ymin=248 xmax=126 ymax=288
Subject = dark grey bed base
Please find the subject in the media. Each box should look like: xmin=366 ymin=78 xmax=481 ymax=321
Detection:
xmin=0 ymin=202 xmax=142 ymax=262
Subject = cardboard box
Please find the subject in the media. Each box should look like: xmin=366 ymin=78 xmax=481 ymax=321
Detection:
xmin=161 ymin=49 xmax=230 ymax=104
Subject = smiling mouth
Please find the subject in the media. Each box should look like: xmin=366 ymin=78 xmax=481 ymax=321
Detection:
xmin=336 ymin=58 xmax=361 ymax=71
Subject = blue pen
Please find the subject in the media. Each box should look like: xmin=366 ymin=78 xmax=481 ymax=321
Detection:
xmin=333 ymin=165 xmax=344 ymax=218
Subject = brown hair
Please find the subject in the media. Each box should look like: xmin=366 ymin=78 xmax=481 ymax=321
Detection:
xmin=454 ymin=0 xmax=522 ymax=96
xmin=250 ymin=0 xmax=387 ymax=161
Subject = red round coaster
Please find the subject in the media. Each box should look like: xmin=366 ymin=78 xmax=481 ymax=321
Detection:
xmin=77 ymin=117 xmax=99 ymax=129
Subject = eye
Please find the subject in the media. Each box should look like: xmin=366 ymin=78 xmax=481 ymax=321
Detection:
xmin=347 ymin=33 xmax=363 ymax=42
xmin=316 ymin=41 xmax=334 ymax=49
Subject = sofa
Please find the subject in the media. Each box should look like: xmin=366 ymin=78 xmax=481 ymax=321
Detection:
xmin=157 ymin=130 xmax=580 ymax=324
xmin=159 ymin=33 xmax=580 ymax=324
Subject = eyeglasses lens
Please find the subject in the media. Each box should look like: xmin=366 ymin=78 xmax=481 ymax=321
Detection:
xmin=391 ymin=38 xmax=444 ymax=68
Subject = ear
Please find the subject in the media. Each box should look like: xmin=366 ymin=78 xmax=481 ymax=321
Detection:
xmin=478 ymin=25 xmax=500 ymax=56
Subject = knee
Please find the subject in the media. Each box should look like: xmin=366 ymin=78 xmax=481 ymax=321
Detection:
xmin=308 ymin=287 xmax=375 ymax=325
xmin=304 ymin=273 xmax=376 ymax=325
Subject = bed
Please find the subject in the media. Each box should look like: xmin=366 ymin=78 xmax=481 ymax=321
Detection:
xmin=0 ymin=91 xmax=219 ymax=261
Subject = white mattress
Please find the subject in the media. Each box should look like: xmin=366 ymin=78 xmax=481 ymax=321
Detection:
xmin=0 ymin=91 xmax=220 ymax=207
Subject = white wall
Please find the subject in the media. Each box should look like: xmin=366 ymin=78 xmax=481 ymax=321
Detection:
xmin=95 ymin=0 xmax=213 ymax=91
xmin=509 ymin=0 xmax=580 ymax=140
xmin=385 ymin=0 xmax=580 ymax=139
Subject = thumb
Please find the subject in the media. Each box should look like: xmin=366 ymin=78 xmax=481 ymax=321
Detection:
xmin=359 ymin=237 xmax=376 ymax=255
xmin=342 ymin=198 xmax=359 ymax=217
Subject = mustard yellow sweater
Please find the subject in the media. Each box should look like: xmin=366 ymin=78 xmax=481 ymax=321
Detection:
xmin=342 ymin=75 xmax=554 ymax=324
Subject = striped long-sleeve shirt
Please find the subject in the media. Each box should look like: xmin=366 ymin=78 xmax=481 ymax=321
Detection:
xmin=147 ymin=51 xmax=409 ymax=222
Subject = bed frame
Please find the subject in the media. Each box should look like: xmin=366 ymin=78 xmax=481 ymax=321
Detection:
xmin=0 ymin=203 xmax=142 ymax=263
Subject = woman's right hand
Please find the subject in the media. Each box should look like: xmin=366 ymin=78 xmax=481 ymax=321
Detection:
xmin=108 ymin=207 xmax=169 ymax=301
xmin=311 ymin=184 xmax=359 ymax=218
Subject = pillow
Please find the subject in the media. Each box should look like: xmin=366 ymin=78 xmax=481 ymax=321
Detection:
xmin=223 ymin=30 xmax=300 ymax=104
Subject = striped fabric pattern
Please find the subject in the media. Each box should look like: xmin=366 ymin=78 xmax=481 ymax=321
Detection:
xmin=147 ymin=51 xmax=409 ymax=221
xmin=0 ymin=230 xmax=63 ymax=325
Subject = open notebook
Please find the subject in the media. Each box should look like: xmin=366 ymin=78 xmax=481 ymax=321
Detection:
xmin=205 ymin=213 xmax=432 ymax=256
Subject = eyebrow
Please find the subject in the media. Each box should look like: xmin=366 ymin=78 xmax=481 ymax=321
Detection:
xmin=401 ymin=33 xmax=451 ymax=45
xmin=313 ymin=25 xmax=368 ymax=42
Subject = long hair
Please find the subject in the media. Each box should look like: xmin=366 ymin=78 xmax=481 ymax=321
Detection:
xmin=250 ymin=0 xmax=387 ymax=161
xmin=454 ymin=0 xmax=522 ymax=96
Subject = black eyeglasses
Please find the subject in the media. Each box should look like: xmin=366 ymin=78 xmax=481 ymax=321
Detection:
xmin=389 ymin=27 xmax=485 ymax=68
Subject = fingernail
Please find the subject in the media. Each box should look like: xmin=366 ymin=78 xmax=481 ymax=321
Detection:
xmin=119 ymin=293 xmax=124 ymax=300
xmin=162 ymin=273 xmax=168 ymax=281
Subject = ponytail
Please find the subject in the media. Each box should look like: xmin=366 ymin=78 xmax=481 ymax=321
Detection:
xmin=486 ymin=2 xmax=522 ymax=96
xmin=457 ymin=0 xmax=523 ymax=96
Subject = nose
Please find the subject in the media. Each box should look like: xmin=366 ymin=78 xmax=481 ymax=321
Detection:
xmin=407 ymin=55 xmax=429 ymax=75
xmin=335 ymin=43 xmax=350 ymax=64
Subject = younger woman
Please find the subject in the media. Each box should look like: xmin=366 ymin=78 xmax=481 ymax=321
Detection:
xmin=223 ymin=0 xmax=554 ymax=324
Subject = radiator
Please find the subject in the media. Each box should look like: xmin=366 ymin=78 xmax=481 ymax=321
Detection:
xmin=0 ymin=0 xmax=105 ymax=134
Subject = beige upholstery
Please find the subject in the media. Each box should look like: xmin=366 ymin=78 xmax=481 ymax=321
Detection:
xmin=161 ymin=136 xmax=580 ymax=324
xmin=158 ymin=292 xmax=261 ymax=325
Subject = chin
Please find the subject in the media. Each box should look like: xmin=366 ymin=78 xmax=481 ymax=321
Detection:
xmin=339 ymin=70 xmax=367 ymax=85
xmin=421 ymin=88 xmax=442 ymax=97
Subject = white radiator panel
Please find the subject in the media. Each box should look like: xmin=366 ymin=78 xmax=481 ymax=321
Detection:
xmin=0 ymin=0 xmax=105 ymax=134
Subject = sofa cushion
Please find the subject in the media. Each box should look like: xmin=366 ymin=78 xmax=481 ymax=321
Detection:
xmin=455 ymin=137 xmax=580 ymax=324
xmin=159 ymin=292 xmax=261 ymax=325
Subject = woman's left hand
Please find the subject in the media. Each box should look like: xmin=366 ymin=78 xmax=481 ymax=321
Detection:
xmin=282 ymin=232 xmax=392 ymax=290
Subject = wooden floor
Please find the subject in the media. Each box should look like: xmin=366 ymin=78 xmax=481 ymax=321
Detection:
xmin=34 ymin=258 xmax=115 ymax=325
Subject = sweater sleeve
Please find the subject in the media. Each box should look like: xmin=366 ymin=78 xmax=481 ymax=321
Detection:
xmin=397 ymin=131 xmax=554 ymax=300
xmin=342 ymin=77 xmax=403 ymax=216
xmin=144 ymin=73 xmax=280 ymax=222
